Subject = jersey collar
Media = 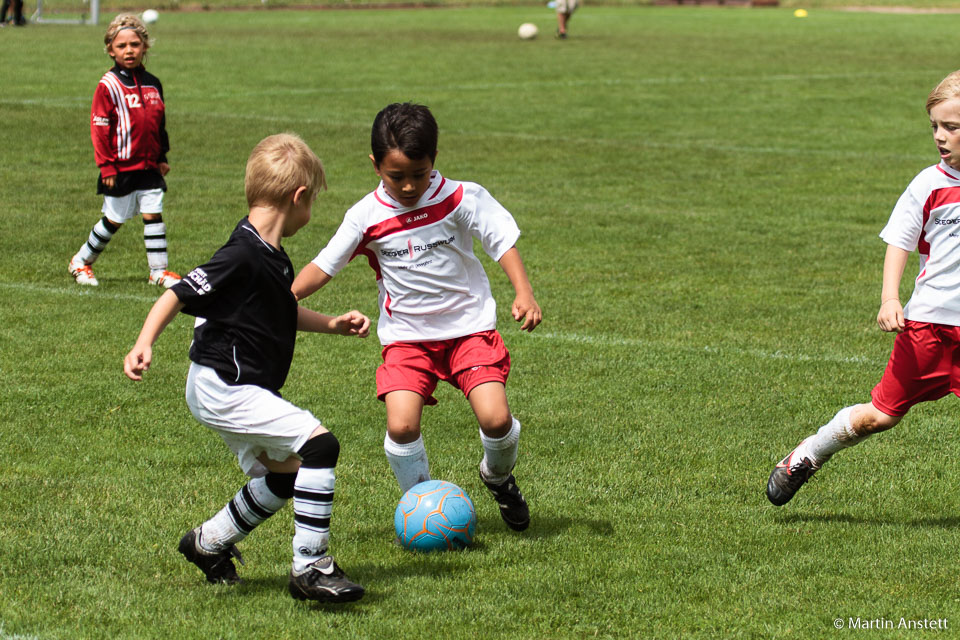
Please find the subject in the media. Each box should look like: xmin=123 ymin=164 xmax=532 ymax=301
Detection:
xmin=374 ymin=170 xmax=444 ymax=210
xmin=937 ymin=161 xmax=960 ymax=181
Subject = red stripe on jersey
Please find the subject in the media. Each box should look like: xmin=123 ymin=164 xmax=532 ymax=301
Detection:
xmin=354 ymin=246 xmax=382 ymax=280
xmin=354 ymin=185 xmax=463 ymax=250
xmin=428 ymin=177 xmax=446 ymax=201
xmin=351 ymin=248 xmax=393 ymax=316
xmin=937 ymin=165 xmax=960 ymax=181
xmin=348 ymin=185 xmax=463 ymax=318
xmin=374 ymin=191 xmax=397 ymax=209
xmin=920 ymin=186 xmax=960 ymax=255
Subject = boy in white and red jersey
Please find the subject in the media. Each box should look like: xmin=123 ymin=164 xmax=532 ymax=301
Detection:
xmin=68 ymin=14 xmax=180 ymax=288
xmin=767 ymin=70 xmax=960 ymax=506
xmin=292 ymin=103 xmax=542 ymax=532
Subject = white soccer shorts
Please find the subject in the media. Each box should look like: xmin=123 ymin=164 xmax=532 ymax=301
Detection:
xmin=102 ymin=188 xmax=164 ymax=224
xmin=185 ymin=363 xmax=321 ymax=477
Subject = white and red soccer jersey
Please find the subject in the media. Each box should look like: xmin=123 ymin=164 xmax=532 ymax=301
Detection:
xmin=880 ymin=160 xmax=960 ymax=326
xmin=90 ymin=65 xmax=168 ymax=179
xmin=312 ymin=171 xmax=521 ymax=345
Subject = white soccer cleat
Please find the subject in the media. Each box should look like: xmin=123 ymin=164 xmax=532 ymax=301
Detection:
xmin=148 ymin=270 xmax=182 ymax=288
xmin=69 ymin=256 xmax=99 ymax=286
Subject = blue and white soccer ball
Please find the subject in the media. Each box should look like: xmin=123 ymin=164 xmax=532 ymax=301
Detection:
xmin=394 ymin=480 xmax=477 ymax=552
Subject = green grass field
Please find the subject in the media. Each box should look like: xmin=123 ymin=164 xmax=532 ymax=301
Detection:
xmin=3 ymin=5 xmax=960 ymax=639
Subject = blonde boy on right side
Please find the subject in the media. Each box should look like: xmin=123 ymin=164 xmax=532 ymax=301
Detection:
xmin=767 ymin=70 xmax=960 ymax=506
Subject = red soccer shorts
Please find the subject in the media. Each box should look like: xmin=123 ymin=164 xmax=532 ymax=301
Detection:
xmin=871 ymin=321 xmax=960 ymax=417
xmin=376 ymin=330 xmax=511 ymax=406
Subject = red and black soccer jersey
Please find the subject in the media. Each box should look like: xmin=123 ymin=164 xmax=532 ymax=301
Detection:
xmin=172 ymin=219 xmax=298 ymax=393
xmin=90 ymin=64 xmax=169 ymax=192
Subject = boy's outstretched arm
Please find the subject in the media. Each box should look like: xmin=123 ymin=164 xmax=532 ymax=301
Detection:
xmin=298 ymin=306 xmax=371 ymax=338
xmin=292 ymin=263 xmax=333 ymax=302
xmin=877 ymin=244 xmax=909 ymax=333
xmin=498 ymin=246 xmax=542 ymax=332
xmin=124 ymin=289 xmax=185 ymax=381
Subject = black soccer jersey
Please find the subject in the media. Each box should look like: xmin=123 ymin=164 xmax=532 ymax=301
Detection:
xmin=172 ymin=218 xmax=297 ymax=392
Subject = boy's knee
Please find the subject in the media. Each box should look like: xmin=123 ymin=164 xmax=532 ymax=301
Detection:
xmin=386 ymin=421 xmax=421 ymax=444
xmin=265 ymin=471 xmax=297 ymax=499
xmin=479 ymin=411 xmax=513 ymax=438
xmin=297 ymin=431 xmax=340 ymax=469
xmin=854 ymin=404 xmax=902 ymax=435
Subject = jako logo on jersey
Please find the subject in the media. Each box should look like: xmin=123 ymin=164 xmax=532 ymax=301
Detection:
xmin=406 ymin=213 xmax=428 ymax=224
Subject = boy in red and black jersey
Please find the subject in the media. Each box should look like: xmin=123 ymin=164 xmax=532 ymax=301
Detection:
xmin=69 ymin=13 xmax=180 ymax=288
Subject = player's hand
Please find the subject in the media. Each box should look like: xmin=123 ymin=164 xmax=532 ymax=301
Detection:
xmin=877 ymin=299 xmax=904 ymax=333
xmin=512 ymin=294 xmax=542 ymax=332
xmin=158 ymin=162 xmax=171 ymax=177
xmin=103 ymin=175 xmax=116 ymax=189
xmin=334 ymin=310 xmax=371 ymax=338
xmin=123 ymin=345 xmax=153 ymax=381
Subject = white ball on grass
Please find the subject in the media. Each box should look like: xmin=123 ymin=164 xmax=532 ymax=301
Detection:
xmin=142 ymin=9 xmax=159 ymax=24
xmin=518 ymin=23 xmax=538 ymax=40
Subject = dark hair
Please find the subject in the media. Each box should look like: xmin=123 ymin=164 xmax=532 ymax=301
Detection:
xmin=370 ymin=103 xmax=438 ymax=165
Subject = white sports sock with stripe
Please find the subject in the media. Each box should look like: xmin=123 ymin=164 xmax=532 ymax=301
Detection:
xmin=199 ymin=476 xmax=287 ymax=552
xmin=143 ymin=219 xmax=169 ymax=271
xmin=292 ymin=466 xmax=335 ymax=572
xmin=76 ymin=216 xmax=119 ymax=265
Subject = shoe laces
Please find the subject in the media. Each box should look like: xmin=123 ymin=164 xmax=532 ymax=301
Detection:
xmin=207 ymin=545 xmax=244 ymax=577
xmin=786 ymin=457 xmax=817 ymax=485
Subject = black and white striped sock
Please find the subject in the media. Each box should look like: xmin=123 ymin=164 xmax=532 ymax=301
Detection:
xmin=76 ymin=216 xmax=119 ymax=264
xmin=199 ymin=475 xmax=288 ymax=552
xmin=143 ymin=217 xmax=169 ymax=272
xmin=292 ymin=432 xmax=339 ymax=572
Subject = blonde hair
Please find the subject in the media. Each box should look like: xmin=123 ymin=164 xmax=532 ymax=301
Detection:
xmin=927 ymin=70 xmax=960 ymax=113
xmin=104 ymin=13 xmax=151 ymax=55
xmin=245 ymin=133 xmax=327 ymax=209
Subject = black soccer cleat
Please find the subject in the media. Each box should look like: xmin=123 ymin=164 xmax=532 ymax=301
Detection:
xmin=178 ymin=527 xmax=244 ymax=585
xmin=766 ymin=446 xmax=820 ymax=506
xmin=480 ymin=471 xmax=530 ymax=531
xmin=288 ymin=556 xmax=365 ymax=603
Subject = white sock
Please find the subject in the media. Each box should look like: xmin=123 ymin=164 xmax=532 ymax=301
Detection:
xmin=479 ymin=416 xmax=521 ymax=485
xmin=292 ymin=466 xmax=334 ymax=573
xmin=383 ymin=433 xmax=430 ymax=493
xmin=794 ymin=406 xmax=867 ymax=467
xmin=200 ymin=476 xmax=287 ymax=552
xmin=143 ymin=219 xmax=169 ymax=272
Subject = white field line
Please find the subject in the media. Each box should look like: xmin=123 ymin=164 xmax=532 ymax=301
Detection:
xmin=0 ymin=281 xmax=159 ymax=304
xmin=1 ymin=70 xmax=939 ymax=159
xmin=0 ymin=281 xmax=883 ymax=366
xmin=0 ymin=70 xmax=939 ymax=108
